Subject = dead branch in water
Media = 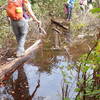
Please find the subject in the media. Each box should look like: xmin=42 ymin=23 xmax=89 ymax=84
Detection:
xmin=51 ymin=19 xmax=69 ymax=30
xmin=52 ymin=27 xmax=62 ymax=34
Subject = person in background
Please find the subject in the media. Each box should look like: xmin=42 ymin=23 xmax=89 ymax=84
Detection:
xmin=79 ymin=0 xmax=93 ymax=14
xmin=6 ymin=0 xmax=41 ymax=57
xmin=66 ymin=0 xmax=75 ymax=21
xmin=87 ymin=0 xmax=93 ymax=10
xmin=79 ymin=0 xmax=88 ymax=14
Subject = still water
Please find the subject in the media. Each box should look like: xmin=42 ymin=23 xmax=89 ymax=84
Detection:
xmin=2 ymin=48 xmax=78 ymax=100
xmin=0 ymin=18 xmax=96 ymax=100
xmin=1 ymin=27 xmax=78 ymax=100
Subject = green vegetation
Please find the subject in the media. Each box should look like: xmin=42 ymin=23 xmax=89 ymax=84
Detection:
xmin=31 ymin=0 xmax=67 ymax=17
xmin=60 ymin=41 xmax=100 ymax=100
xmin=75 ymin=41 xmax=100 ymax=100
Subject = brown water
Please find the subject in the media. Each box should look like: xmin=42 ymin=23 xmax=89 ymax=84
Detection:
xmin=0 ymin=23 xmax=94 ymax=100
xmin=4 ymin=48 xmax=78 ymax=100
xmin=0 ymin=29 xmax=79 ymax=100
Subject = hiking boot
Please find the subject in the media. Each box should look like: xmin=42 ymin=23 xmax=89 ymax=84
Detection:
xmin=7 ymin=57 xmax=15 ymax=61
xmin=67 ymin=19 xmax=71 ymax=21
xmin=16 ymin=48 xmax=25 ymax=57
xmin=16 ymin=51 xmax=25 ymax=57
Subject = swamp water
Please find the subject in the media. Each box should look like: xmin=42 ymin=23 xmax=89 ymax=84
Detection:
xmin=0 ymin=26 xmax=93 ymax=100
xmin=4 ymin=49 xmax=78 ymax=100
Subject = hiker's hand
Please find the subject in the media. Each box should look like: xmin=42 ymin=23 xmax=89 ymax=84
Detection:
xmin=37 ymin=20 xmax=41 ymax=28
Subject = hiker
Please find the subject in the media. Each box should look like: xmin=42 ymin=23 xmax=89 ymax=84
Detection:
xmin=87 ymin=0 xmax=93 ymax=10
xmin=79 ymin=0 xmax=93 ymax=14
xmin=6 ymin=0 xmax=41 ymax=57
xmin=79 ymin=0 xmax=88 ymax=14
xmin=66 ymin=0 xmax=75 ymax=21
xmin=64 ymin=3 xmax=68 ymax=15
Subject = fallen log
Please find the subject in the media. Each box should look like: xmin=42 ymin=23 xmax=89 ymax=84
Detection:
xmin=51 ymin=19 xmax=69 ymax=30
xmin=52 ymin=27 xmax=62 ymax=34
xmin=0 ymin=39 xmax=42 ymax=81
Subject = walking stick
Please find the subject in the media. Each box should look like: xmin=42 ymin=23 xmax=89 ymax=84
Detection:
xmin=38 ymin=25 xmax=47 ymax=38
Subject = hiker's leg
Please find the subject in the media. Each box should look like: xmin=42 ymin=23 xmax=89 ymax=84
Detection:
xmin=67 ymin=7 xmax=70 ymax=19
xmin=83 ymin=5 xmax=86 ymax=13
xmin=68 ymin=7 xmax=72 ymax=20
xmin=17 ymin=18 xmax=29 ymax=56
xmin=11 ymin=20 xmax=20 ymax=43
xmin=80 ymin=5 xmax=85 ymax=14
xmin=11 ymin=19 xmax=29 ymax=56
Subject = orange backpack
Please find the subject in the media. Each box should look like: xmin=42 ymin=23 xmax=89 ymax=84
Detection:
xmin=6 ymin=0 xmax=23 ymax=20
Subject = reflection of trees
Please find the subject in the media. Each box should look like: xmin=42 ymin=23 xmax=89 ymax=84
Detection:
xmin=0 ymin=85 xmax=14 ymax=100
xmin=29 ymin=76 xmax=40 ymax=100
xmin=31 ymin=49 xmax=55 ymax=72
xmin=31 ymin=48 xmax=66 ymax=73
xmin=6 ymin=66 xmax=41 ymax=100
xmin=11 ymin=66 xmax=30 ymax=100
xmin=4 ymin=48 xmax=67 ymax=100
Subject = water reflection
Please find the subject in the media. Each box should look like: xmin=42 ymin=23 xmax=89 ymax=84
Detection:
xmin=24 ymin=64 xmax=62 ymax=100
xmin=0 ymin=18 xmax=96 ymax=100
xmin=11 ymin=65 xmax=29 ymax=100
xmin=0 ymin=85 xmax=14 ymax=100
xmin=3 ymin=49 xmax=78 ymax=100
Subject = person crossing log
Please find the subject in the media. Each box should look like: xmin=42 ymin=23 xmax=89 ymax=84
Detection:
xmin=0 ymin=39 xmax=42 ymax=81
xmin=6 ymin=0 xmax=41 ymax=57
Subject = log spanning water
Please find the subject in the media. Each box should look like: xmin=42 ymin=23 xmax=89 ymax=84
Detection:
xmin=0 ymin=39 xmax=42 ymax=81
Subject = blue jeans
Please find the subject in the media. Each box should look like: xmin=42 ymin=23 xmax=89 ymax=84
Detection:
xmin=67 ymin=7 xmax=72 ymax=20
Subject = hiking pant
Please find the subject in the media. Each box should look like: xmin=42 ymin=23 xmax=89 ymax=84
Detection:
xmin=11 ymin=18 xmax=29 ymax=53
xmin=67 ymin=7 xmax=72 ymax=20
